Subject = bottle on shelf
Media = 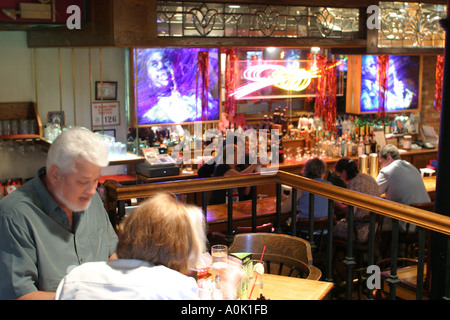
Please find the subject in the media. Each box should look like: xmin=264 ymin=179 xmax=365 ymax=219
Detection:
xmin=364 ymin=134 xmax=371 ymax=155
xmin=347 ymin=135 xmax=353 ymax=156
xmin=278 ymin=135 xmax=284 ymax=163
xmin=341 ymin=135 xmax=348 ymax=157
xmin=357 ymin=136 xmax=365 ymax=156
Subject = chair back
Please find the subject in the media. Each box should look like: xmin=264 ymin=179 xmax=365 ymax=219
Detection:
xmin=229 ymin=233 xmax=321 ymax=280
xmin=411 ymin=201 xmax=435 ymax=294
xmin=234 ymin=223 xmax=274 ymax=234
xmin=297 ymin=217 xmax=329 ymax=255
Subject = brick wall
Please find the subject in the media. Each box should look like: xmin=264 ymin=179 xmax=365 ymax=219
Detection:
xmin=421 ymin=55 xmax=441 ymax=136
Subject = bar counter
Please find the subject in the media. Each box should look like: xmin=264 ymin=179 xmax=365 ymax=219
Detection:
xmin=136 ymin=147 xmax=438 ymax=195
xmin=130 ymin=148 xmax=438 ymax=235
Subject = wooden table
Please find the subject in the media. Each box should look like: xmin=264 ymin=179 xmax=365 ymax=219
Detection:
xmin=206 ymin=197 xmax=288 ymax=233
xmin=262 ymin=274 xmax=333 ymax=300
xmin=380 ymin=264 xmax=428 ymax=300
xmin=422 ymin=176 xmax=436 ymax=200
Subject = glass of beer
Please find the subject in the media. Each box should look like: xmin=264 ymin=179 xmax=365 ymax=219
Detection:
xmin=211 ymin=244 xmax=228 ymax=269
xmin=248 ymin=260 xmax=264 ymax=300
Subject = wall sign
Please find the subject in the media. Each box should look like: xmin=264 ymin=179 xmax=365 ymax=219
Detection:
xmin=92 ymin=101 xmax=120 ymax=127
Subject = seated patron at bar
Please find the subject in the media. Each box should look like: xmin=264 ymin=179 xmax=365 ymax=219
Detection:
xmin=209 ymin=144 xmax=260 ymax=205
xmin=297 ymin=157 xmax=331 ymax=220
xmin=333 ymin=158 xmax=380 ymax=243
xmin=376 ymin=144 xmax=431 ymax=232
xmin=0 ymin=128 xmax=118 ymax=300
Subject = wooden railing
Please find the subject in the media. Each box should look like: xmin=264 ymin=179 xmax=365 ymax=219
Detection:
xmin=104 ymin=170 xmax=450 ymax=300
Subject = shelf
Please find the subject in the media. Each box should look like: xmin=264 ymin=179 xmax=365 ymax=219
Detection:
xmin=0 ymin=134 xmax=41 ymax=140
xmin=0 ymin=102 xmax=42 ymax=139
xmin=108 ymin=153 xmax=145 ymax=166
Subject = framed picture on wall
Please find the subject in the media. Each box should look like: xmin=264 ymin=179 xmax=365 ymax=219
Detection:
xmin=92 ymin=101 xmax=120 ymax=126
xmin=47 ymin=111 xmax=65 ymax=126
xmin=95 ymin=81 xmax=117 ymax=100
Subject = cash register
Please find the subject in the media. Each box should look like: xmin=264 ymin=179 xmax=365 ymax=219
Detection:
xmin=136 ymin=147 xmax=180 ymax=178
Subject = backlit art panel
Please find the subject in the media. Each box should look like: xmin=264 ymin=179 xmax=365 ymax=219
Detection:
xmin=231 ymin=57 xmax=345 ymax=100
xmin=134 ymin=48 xmax=220 ymax=125
xmin=360 ymin=55 xmax=420 ymax=112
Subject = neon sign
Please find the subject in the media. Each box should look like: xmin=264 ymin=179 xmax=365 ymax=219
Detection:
xmin=230 ymin=60 xmax=342 ymax=100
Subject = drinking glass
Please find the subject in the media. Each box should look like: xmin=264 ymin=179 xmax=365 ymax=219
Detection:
xmin=10 ymin=119 xmax=19 ymax=135
xmin=2 ymin=120 xmax=11 ymax=136
xmin=19 ymin=119 xmax=30 ymax=134
xmin=211 ymin=244 xmax=228 ymax=269
xmin=247 ymin=260 xmax=264 ymax=300
xmin=29 ymin=119 xmax=37 ymax=134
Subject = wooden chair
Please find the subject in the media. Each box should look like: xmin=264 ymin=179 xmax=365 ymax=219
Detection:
xmin=333 ymin=214 xmax=386 ymax=266
xmin=297 ymin=217 xmax=329 ymax=253
xmin=399 ymin=201 xmax=435 ymax=258
xmin=207 ymin=223 xmax=274 ymax=247
xmin=229 ymin=233 xmax=322 ymax=280
xmin=332 ymin=214 xmax=385 ymax=298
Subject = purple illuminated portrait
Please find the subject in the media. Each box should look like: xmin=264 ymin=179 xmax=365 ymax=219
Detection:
xmin=360 ymin=55 xmax=420 ymax=113
xmin=135 ymin=48 xmax=220 ymax=125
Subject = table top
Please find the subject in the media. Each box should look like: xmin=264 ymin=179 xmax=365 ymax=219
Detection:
xmin=261 ymin=274 xmax=333 ymax=300
xmin=422 ymin=175 xmax=436 ymax=194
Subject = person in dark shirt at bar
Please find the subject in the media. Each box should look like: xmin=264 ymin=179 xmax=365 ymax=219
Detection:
xmin=208 ymin=143 xmax=260 ymax=205
xmin=333 ymin=158 xmax=380 ymax=243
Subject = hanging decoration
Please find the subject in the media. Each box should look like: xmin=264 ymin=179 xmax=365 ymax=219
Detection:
xmin=224 ymin=49 xmax=238 ymax=117
xmin=314 ymin=54 xmax=338 ymax=132
xmin=434 ymin=54 xmax=444 ymax=111
xmin=305 ymin=52 xmax=315 ymax=104
xmin=196 ymin=51 xmax=209 ymax=121
xmin=376 ymin=55 xmax=389 ymax=117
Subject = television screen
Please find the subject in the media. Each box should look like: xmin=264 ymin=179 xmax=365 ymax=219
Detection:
xmin=134 ymin=48 xmax=220 ymax=125
xmin=360 ymin=55 xmax=420 ymax=113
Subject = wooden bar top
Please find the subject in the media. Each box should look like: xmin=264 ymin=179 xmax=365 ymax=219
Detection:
xmin=262 ymin=274 xmax=333 ymax=300
xmin=136 ymin=148 xmax=438 ymax=184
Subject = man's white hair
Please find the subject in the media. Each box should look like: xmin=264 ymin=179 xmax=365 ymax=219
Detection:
xmin=46 ymin=127 xmax=109 ymax=174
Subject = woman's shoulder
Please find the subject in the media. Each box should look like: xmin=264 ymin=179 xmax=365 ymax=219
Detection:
xmin=349 ymin=173 xmax=379 ymax=195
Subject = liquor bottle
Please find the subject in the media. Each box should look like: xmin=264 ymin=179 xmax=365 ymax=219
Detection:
xmin=342 ymin=115 xmax=348 ymax=135
xmin=278 ymin=135 xmax=284 ymax=163
xmin=370 ymin=134 xmax=377 ymax=153
xmin=341 ymin=135 xmax=348 ymax=157
xmin=364 ymin=134 xmax=371 ymax=155
xmin=354 ymin=117 xmax=360 ymax=137
xmin=336 ymin=117 xmax=342 ymax=137
xmin=5 ymin=179 xmax=17 ymax=195
xmin=384 ymin=117 xmax=390 ymax=134
xmin=351 ymin=136 xmax=357 ymax=156
xmin=360 ymin=118 xmax=366 ymax=136
xmin=357 ymin=136 xmax=365 ymax=156
xmin=347 ymin=135 xmax=353 ymax=156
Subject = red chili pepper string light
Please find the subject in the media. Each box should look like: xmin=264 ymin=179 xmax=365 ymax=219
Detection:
xmin=224 ymin=49 xmax=238 ymax=117
xmin=377 ymin=55 xmax=389 ymax=117
xmin=196 ymin=51 xmax=209 ymax=121
xmin=314 ymin=54 xmax=338 ymax=132
xmin=435 ymin=54 xmax=444 ymax=111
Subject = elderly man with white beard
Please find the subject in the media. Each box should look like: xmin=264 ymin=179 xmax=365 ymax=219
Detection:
xmin=0 ymin=127 xmax=118 ymax=300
